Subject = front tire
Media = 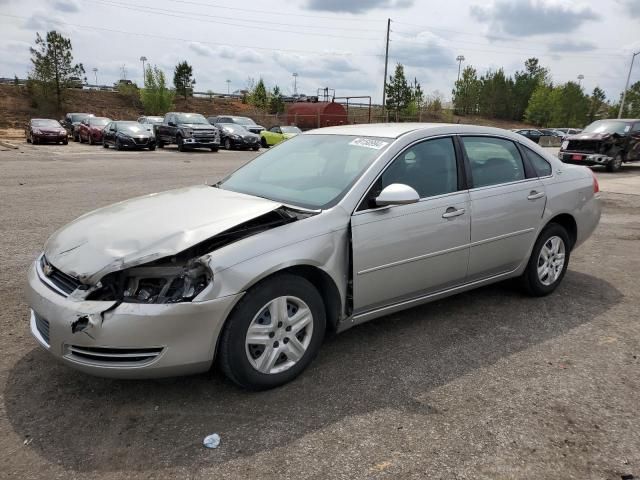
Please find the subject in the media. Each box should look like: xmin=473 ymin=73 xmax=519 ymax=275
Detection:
xmin=114 ymin=139 xmax=122 ymax=150
xmin=218 ymin=274 xmax=326 ymax=390
xmin=210 ymin=146 xmax=218 ymax=152
xmin=103 ymin=141 xmax=108 ymax=148
xmin=520 ymin=223 xmax=571 ymax=296
xmin=148 ymin=145 xmax=156 ymax=151
xmin=606 ymin=153 xmax=623 ymax=172
xmin=224 ymin=138 xmax=232 ymax=150
xmin=177 ymin=135 xmax=185 ymax=152
xmin=261 ymin=137 xmax=268 ymax=148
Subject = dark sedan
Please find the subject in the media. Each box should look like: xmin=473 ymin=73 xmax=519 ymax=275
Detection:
xmin=25 ymin=119 xmax=68 ymax=145
xmin=216 ymin=123 xmax=260 ymax=150
xmin=513 ymin=129 xmax=544 ymax=143
xmin=102 ymin=121 xmax=156 ymax=151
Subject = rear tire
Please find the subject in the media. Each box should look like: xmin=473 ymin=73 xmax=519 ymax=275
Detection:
xmin=606 ymin=153 xmax=623 ymax=172
xmin=218 ymin=274 xmax=326 ymax=390
xmin=252 ymin=145 xmax=260 ymax=151
xmin=520 ymin=223 xmax=571 ymax=297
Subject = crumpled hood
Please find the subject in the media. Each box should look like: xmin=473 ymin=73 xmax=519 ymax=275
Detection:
xmin=567 ymin=132 xmax=615 ymax=141
xmin=44 ymin=185 xmax=282 ymax=283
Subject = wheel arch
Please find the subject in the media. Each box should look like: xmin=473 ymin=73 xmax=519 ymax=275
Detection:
xmin=546 ymin=213 xmax=577 ymax=249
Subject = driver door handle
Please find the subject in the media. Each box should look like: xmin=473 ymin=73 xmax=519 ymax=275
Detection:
xmin=527 ymin=190 xmax=546 ymax=200
xmin=442 ymin=207 xmax=465 ymax=219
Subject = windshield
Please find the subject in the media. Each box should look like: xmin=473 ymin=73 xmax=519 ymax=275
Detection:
xmin=146 ymin=116 xmax=163 ymax=123
xmin=176 ymin=114 xmax=209 ymax=125
xmin=218 ymin=134 xmax=391 ymax=209
xmin=71 ymin=114 xmax=92 ymax=122
xmin=583 ymin=120 xmax=631 ymax=135
xmin=233 ymin=117 xmax=257 ymax=126
xmin=32 ymin=119 xmax=61 ymax=127
xmin=118 ymin=122 xmax=153 ymax=134
xmin=90 ymin=117 xmax=110 ymax=126
xmin=281 ymin=126 xmax=302 ymax=134
xmin=220 ymin=124 xmax=249 ymax=134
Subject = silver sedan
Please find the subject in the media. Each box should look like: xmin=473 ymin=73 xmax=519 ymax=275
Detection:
xmin=26 ymin=123 xmax=601 ymax=390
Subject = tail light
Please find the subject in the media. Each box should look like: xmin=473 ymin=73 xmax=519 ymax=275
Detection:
xmin=591 ymin=170 xmax=600 ymax=194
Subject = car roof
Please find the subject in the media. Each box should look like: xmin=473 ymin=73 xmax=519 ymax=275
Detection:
xmin=306 ymin=123 xmax=533 ymax=139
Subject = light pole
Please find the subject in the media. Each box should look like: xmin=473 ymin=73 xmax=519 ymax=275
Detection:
xmin=139 ymin=56 xmax=147 ymax=86
xmin=577 ymin=74 xmax=584 ymax=86
xmin=619 ymin=51 xmax=639 ymax=119
xmin=226 ymin=79 xmax=231 ymax=94
xmin=292 ymin=72 xmax=298 ymax=96
xmin=92 ymin=67 xmax=98 ymax=86
xmin=456 ymin=55 xmax=465 ymax=82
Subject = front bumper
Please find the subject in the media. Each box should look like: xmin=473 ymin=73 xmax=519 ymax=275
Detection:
xmin=183 ymin=137 xmax=219 ymax=148
xmin=230 ymin=136 xmax=260 ymax=148
xmin=26 ymin=261 xmax=241 ymax=378
xmin=558 ymin=151 xmax=613 ymax=166
xmin=34 ymin=134 xmax=67 ymax=143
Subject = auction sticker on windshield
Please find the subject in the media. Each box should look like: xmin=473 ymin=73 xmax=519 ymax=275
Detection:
xmin=349 ymin=138 xmax=389 ymax=150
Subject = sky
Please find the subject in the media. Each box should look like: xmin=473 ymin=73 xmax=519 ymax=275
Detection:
xmin=0 ymin=0 xmax=639 ymax=104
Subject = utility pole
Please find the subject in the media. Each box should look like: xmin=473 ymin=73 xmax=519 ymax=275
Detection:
xmin=226 ymin=79 xmax=231 ymax=94
xmin=292 ymin=72 xmax=298 ymax=96
xmin=382 ymin=18 xmax=391 ymax=113
xmin=619 ymin=51 xmax=639 ymax=119
xmin=456 ymin=55 xmax=465 ymax=82
xmin=139 ymin=56 xmax=147 ymax=86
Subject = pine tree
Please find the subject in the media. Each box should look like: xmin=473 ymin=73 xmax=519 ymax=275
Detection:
xmin=173 ymin=61 xmax=194 ymax=100
xmin=28 ymin=31 xmax=84 ymax=113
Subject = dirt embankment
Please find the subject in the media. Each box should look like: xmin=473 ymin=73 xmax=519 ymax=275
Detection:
xmin=0 ymin=85 xmax=258 ymax=129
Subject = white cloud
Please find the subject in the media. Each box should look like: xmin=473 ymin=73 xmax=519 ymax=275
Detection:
xmin=470 ymin=0 xmax=599 ymax=36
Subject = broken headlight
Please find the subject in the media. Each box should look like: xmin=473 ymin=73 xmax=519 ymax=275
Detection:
xmin=87 ymin=261 xmax=212 ymax=304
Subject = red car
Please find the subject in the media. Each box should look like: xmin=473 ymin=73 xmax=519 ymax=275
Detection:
xmin=25 ymin=119 xmax=68 ymax=145
xmin=77 ymin=116 xmax=112 ymax=145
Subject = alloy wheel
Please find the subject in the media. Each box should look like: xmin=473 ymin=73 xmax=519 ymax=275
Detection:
xmin=245 ymin=296 xmax=314 ymax=375
xmin=537 ymin=235 xmax=566 ymax=286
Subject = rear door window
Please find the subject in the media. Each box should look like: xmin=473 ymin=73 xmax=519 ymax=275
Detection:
xmin=462 ymin=137 xmax=526 ymax=188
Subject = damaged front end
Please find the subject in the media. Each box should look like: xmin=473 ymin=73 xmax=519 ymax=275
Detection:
xmin=559 ymin=132 xmax=625 ymax=166
xmin=27 ymin=204 xmax=314 ymax=377
xmin=46 ymin=206 xmax=312 ymax=304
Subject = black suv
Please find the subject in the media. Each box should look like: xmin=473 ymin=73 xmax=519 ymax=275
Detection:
xmin=558 ymin=119 xmax=640 ymax=172
xmin=156 ymin=112 xmax=220 ymax=152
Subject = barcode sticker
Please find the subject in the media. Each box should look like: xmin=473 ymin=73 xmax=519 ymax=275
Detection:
xmin=349 ymin=138 xmax=389 ymax=150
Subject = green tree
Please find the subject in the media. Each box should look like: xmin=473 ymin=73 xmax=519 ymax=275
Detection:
xmin=173 ymin=61 xmax=194 ymax=100
xmin=588 ymin=86 xmax=607 ymax=123
xmin=140 ymin=65 xmax=174 ymax=115
xmin=452 ymin=66 xmax=480 ymax=115
xmin=385 ymin=63 xmax=412 ymax=120
xmin=512 ymin=58 xmax=548 ymax=120
xmin=616 ymin=81 xmax=640 ymax=118
xmin=28 ymin=30 xmax=84 ymax=113
xmin=269 ymin=85 xmax=285 ymax=114
xmin=550 ymin=82 xmax=589 ymax=127
xmin=478 ymin=69 xmax=515 ymax=119
xmin=525 ymin=83 xmax=555 ymax=126
xmin=249 ymin=78 xmax=269 ymax=110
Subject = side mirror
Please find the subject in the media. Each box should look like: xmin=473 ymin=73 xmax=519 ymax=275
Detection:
xmin=168 ymin=121 xmax=176 ymax=127
xmin=374 ymin=183 xmax=420 ymax=207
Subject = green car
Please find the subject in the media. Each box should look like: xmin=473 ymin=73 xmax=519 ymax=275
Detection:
xmin=260 ymin=125 xmax=302 ymax=148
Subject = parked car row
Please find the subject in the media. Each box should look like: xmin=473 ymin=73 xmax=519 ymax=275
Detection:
xmin=512 ymin=127 xmax=583 ymax=144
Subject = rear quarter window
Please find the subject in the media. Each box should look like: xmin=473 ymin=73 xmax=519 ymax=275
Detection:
xmin=523 ymin=147 xmax=552 ymax=177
